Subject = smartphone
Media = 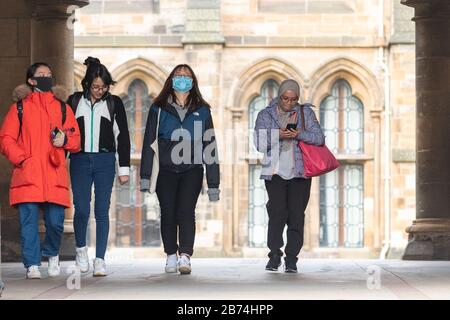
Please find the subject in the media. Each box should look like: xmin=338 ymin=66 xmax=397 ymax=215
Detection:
xmin=286 ymin=123 xmax=297 ymax=131
xmin=51 ymin=127 xmax=61 ymax=140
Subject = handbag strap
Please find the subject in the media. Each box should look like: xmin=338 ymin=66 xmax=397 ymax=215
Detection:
xmin=156 ymin=107 xmax=161 ymax=136
xmin=300 ymin=104 xmax=306 ymax=130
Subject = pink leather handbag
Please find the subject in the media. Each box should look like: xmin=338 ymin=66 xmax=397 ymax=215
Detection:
xmin=298 ymin=105 xmax=340 ymax=177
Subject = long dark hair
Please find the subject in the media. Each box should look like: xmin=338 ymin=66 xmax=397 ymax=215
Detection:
xmin=153 ymin=64 xmax=211 ymax=110
xmin=26 ymin=62 xmax=52 ymax=87
xmin=81 ymin=56 xmax=116 ymax=93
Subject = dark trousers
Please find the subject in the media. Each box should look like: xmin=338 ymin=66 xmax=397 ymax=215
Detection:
xmin=70 ymin=152 xmax=116 ymax=259
xmin=156 ymin=166 xmax=203 ymax=256
xmin=264 ymin=175 xmax=312 ymax=262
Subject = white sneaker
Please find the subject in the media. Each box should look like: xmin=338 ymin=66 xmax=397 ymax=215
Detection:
xmin=165 ymin=254 xmax=178 ymax=273
xmin=93 ymin=258 xmax=106 ymax=277
xmin=26 ymin=265 xmax=42 ymax=279
xmin=48 ymin=255 xmax=61 ymax=277
xmin=75 ymin=246 xmax=89 ymax=273
xmin=178 ymin=254 xmax=191 ymax=275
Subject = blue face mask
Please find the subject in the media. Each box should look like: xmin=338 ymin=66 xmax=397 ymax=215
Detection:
xmin=172 ymin=76 xmax=193 ymax=93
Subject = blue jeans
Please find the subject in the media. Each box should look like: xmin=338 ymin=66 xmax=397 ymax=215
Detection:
xmin=18 ymin=202 xmax=65 ymax=268
xmin=70 ymin=152 xmax=116 ymax=259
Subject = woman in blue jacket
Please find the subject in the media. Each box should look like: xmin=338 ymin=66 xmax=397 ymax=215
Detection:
xmin=254 ymin=79 xmax=325 ymax=273
xmin=140 ymin=64 xmax=220 ymax=275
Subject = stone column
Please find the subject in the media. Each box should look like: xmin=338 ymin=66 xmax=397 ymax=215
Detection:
xmin=401 ymin=0 xmax=450 ymax=260
xmin=0 ymin=0 xmax=88 ymax=262
xmin=370 ymin=110 xmax=382 ymax=251
xmin=230 ymin=109 xmax=243 ymax=253
xmin=0 ymin=0 xmax=33 ymax=262
xmin=31 ymin=0 xmax=89 ymax=259
xmin=31 ymin=0 xmax=89 ymax=91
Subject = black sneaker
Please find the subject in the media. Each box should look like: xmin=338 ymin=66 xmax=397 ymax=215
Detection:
xmin=265 ymin=254 xmax=282 ymax=271
xmin=284 ymin=260 xmax=298 ymax=273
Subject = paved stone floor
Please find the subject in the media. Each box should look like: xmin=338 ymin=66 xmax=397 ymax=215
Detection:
xmin=1 ymin=259 xmax=450 ymax=300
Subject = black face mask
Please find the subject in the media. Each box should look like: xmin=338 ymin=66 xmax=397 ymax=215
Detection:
xmin=32 ymin=76 xmax=53 ymax=92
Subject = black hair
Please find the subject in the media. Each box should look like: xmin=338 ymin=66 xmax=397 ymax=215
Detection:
xmin=81 ymin=56 xmax=116 ymax=92
xmin=26 ymin=62 xmax=52 ymax=86
xmin=153 ymin=64 xmax=211 ymax=111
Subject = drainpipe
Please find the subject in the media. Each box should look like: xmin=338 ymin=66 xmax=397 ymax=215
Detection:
xmin=378 ymin=0 xmax=391 ymax=260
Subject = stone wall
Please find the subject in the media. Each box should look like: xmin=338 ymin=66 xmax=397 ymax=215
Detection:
xmin=73 ymin=0 xmax=415 ymax=257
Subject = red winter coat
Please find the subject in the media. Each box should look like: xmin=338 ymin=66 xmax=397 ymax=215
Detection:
xmin=0 ymin=85 xmax=81 ymax=208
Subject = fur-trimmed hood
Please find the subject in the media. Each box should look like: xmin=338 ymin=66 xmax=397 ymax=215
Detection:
xmin=12 ymin=84 xmax=68 ymax=102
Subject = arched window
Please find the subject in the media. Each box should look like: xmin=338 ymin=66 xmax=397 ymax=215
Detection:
xmin=320 ymin=80 xmax=364 ymax=154
xmin=123 ymin=79 xmax=152 ymax=154
xmin=248 ymin=79 xmax=279 ymax=247
xmin=319 ymin=79 xmax=364 ymax=248
xmin=115 ymin=79 xmax=161 ymax=247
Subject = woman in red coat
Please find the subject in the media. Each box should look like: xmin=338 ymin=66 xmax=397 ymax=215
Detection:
xmin=0 ymin=62 xmax=81 ymax=279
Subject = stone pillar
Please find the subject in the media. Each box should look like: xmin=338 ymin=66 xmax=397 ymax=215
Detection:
xmin=0 ymin=0 xmax=88 ymax=262
xmin=230 ymin=109 xmax=243 ymax=253
xmin=370 ymin=110 xmax=383 ymax=251
xmin=401 ymin=0 xmax=450 ymax=260
xmin=31 ymin=0 xmax=89 ymax=259
xmin=0 ymin=0 xmax=33 ymax=262
xmin=31 ymin=0 xmax=89 ymax=92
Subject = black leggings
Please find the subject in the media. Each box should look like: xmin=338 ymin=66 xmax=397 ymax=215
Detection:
xmin=156 ymin=166 xmax=203 ymax=256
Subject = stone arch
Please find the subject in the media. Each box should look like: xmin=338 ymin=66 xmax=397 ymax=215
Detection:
xmin=227 ymin=57 xmax=307 ymax=111
xmin=110 ymin=58 xmax=168 ymax=97
xmin=309 ymin=57 xmax=383 ymax=111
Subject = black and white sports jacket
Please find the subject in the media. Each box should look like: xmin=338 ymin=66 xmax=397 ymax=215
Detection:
xmin=67 ymin=91 xmax=131 ymax=176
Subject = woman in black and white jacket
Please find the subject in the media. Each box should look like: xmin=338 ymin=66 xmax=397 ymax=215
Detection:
xmin=67 ymin=57 xmax=130 ymax=276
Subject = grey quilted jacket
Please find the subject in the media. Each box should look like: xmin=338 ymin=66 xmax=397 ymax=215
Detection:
xmin=253 ymin=98 xmax=325 ymax=180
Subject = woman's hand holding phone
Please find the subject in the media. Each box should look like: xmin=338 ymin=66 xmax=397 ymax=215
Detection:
xmin=286 ymin=123 xmax=297 ymax=131
xmin=280 ymin=124 xmax=300 ymax=139
xmin=51 ymin=128 xmax=65 ymax=148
